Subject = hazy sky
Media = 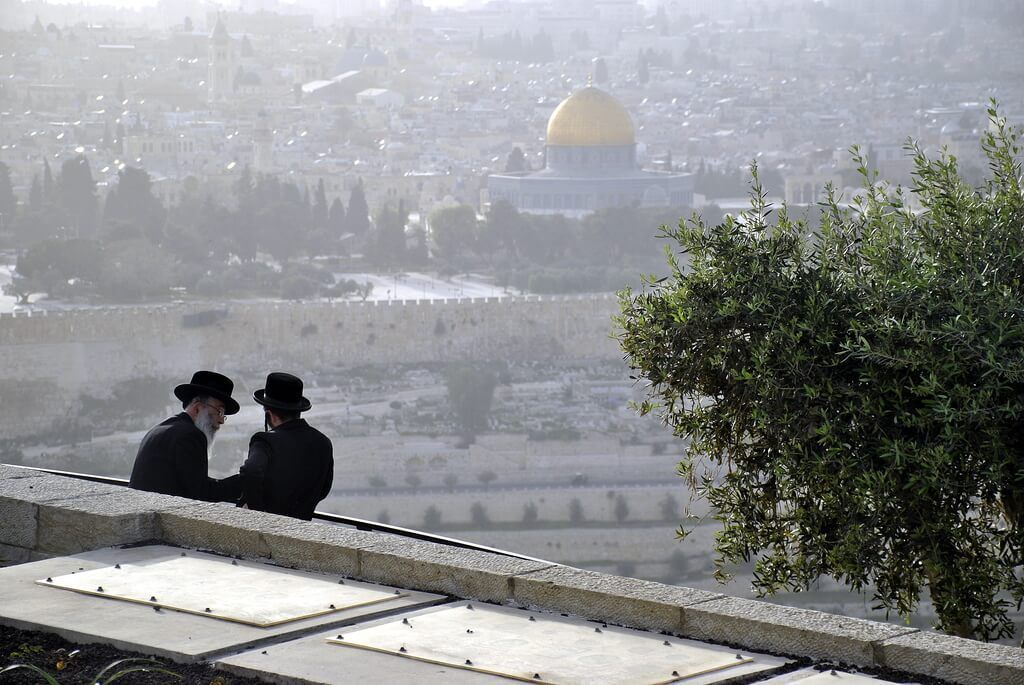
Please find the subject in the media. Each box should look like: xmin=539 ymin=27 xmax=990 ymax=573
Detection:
xmin=32 ymin=0 xmax=473 ymax=7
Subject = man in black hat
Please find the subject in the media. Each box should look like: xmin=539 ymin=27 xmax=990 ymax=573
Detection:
xmin=129 ymin=370 xmax=242 ymax=502
xmin=238 ymin=372 xmax=334 ymax=520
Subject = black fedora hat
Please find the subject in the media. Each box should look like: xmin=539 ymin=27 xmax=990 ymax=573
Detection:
xmin=174 ymin=370 xmax=240 ymax=415
xmin=253 ymin=372 xmax=312 ymax=413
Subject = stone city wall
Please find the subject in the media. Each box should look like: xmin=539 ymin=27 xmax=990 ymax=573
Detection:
xmin=0 ymin=295 xmax=621 ymax=439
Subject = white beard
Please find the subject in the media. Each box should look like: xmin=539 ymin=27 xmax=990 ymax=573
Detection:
xmin=194 ymin=408 xmax=219 ymax=461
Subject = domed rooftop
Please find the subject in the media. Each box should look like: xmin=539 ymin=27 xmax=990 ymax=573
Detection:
xmin=546 ymin=86 xmax=635 ymax=147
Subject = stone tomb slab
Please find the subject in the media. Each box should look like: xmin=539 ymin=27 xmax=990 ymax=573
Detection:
xmin=0 ymin=545 xmax=444 ymax=662
xmin=39 ymin=554 xmax=402 ymax=627
xmin=326 ymin=601 xmax=785 ymax=685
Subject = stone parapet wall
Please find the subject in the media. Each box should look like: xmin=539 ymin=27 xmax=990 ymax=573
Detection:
xmin=1 ymin=464 xmax=1021 ymax=685
xmin=0 ymin=295 xmax=621 ymax=438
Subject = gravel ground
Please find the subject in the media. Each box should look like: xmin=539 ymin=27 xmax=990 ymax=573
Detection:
xmin=0 ymin=624 xmax=274 ymax=685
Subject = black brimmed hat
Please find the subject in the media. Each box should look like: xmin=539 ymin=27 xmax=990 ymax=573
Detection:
xmin=174 ymin=370 xmax=240 ymax=415
xmin=253 ymin=372 xmax=312 ymax=413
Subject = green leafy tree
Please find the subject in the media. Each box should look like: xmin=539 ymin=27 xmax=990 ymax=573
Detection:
xmin=0 ymin=162 xmax=16 ymax=225
xmin=423 ymin=504 xmax=442 ymax=528
xmin=659 ymin=493 xmax=679 ymax=522
xmin=103 ymin=166 xmax=165 ymax=242
xmin=344 ymin=180 xmax=370 ymax=236
xmin=371 ymin=203 xmax=406 ymax=265
xmin=5 ymin=238 xmax=102 ymax=301
xmin=568 ymin=498 xmax=585 ymax=524
xmin=504 ymin=146 xmax=528 ymax=173
xmin=470 ymin=501 xmax=490 ymax=527
xmin=27 ymin=174 xmax=42 ymax=212
xmin=98 ymin=239 xmax=176 ymax=300
xmin=429 ymin=204 xmax=479 ymax=262
xmin=444 ymin=364 xmax=498 ymax=439
xmin=613 ymin=494 xmax=630 ymax=523
xmin=312 ymin=178 xmax=328 ymax=230
xmin=42 ymin=158 xmax=54 ymax=202
xmin=592 ymin=57 xmax=609 ymax=84
xmin=618 ymin=106 xmax=1024 ymax=641
xmin=484 ymin=199 xmax=528 ymax=259
xmin=57 ymin=155 xmax=98 ymax=237
xmin=329 ymin=197 xmax=346 ymax=236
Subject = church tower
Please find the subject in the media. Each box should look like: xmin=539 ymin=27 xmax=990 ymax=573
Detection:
xmin=252 ymin=110 xmax=273 ymax=173
xmin=207 ymin=14 xmax=236 ymax=103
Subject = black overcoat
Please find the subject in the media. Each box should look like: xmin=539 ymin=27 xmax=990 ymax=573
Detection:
xmin=239 ymin=418 xmax=334 ymax=520
xmin=129 ymin=413 xmax=241 ymax=502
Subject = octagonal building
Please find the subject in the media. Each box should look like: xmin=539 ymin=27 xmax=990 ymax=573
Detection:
xmin=487 ymin=86 xmax=693 ymax=216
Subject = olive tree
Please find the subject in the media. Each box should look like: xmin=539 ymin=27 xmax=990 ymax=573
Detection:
xmin=618 ymin=106 xmax=1024 ymax=640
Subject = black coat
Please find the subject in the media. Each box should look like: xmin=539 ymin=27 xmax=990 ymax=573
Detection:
xmin=129 ymin=413 xmax=241 ymax=502
xmin=239 ymin=418 xmax=334 ymax=520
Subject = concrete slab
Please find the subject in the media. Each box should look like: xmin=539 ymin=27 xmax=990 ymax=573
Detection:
xmin=219 ymin=625 xmax=507 ymax=685
xmin=0 ymin=544 xmax=445 ymax=663
xmin=219 ymin=603 xmax=788 ymax=685
xmin=42 ymin=554 xmax=412 ymax=627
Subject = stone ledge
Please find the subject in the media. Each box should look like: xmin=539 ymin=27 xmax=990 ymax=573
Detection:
xmin=0 ymin=464 xmax=47 ymax=480
xmin=358 ymin=536 xmax=553 ymax=602
xmin=511 ymin=565 xmax=721 ymax=633
xmin=0 ymin=473 xmax=126 ymax=550
xmin=158 ymin=503 xmax=322 ymax=559
xmin=877 ymin=630 xmax=1024 ymax=685
xmin=0 ymin=473 xmax=125 ymax=503
xmin=35 ymin=490 xmax=194 ymax=555
xmin=0 ymin=492 xmax=37 ymax=548
xmin=683 ymin=595 xmax=917 ymax=667
xmin=261 ymin=522 xmax=388 ymax=578
xmin=0 ymin=542 xmax=32 ymax=566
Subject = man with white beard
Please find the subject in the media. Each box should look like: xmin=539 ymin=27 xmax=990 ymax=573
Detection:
xmin=129 ymin=370 xmax=242 ymax=502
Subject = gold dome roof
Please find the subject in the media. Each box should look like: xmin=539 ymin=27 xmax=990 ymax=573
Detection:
xmin=546 ymin=86 xmax=635 ymax=146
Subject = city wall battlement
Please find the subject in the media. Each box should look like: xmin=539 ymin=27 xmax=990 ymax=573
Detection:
xmin=0 ymin=295 xmax=622 ymax=438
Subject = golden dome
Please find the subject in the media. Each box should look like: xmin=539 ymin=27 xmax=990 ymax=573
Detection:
xmin=546 ymin=86 xmax=635 ymax=146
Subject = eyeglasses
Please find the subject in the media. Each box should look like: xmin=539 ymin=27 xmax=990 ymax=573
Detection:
xmin=202 ymin=401 xmax=227 ymax=418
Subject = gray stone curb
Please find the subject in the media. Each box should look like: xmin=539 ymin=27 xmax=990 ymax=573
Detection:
xmin=0 ymin=473 xmax=121 ymax=550
xmin=37 ymin=494 xmax=160 ymax=555
xmin=261 ymin=522 xmax=387 ymax=577
xmin=0 ymin=464 xmax=47 ymax=480
xmin=0 ymin=542 xmax=32 ymax=566
xmin=358 ymin=535 xmax=553 ymax=602
xmin=684 ymin=595 xmax=917 ymax=667
xmin=157 ymin=503 xmax=312 ymax=559
xmin=510 ymin=564 xmax=721 ymax=633
xmin=0 ymin=473 xmax=125 ymax=503
xmin=877 ymin=630 xmax=1024 ymax=685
